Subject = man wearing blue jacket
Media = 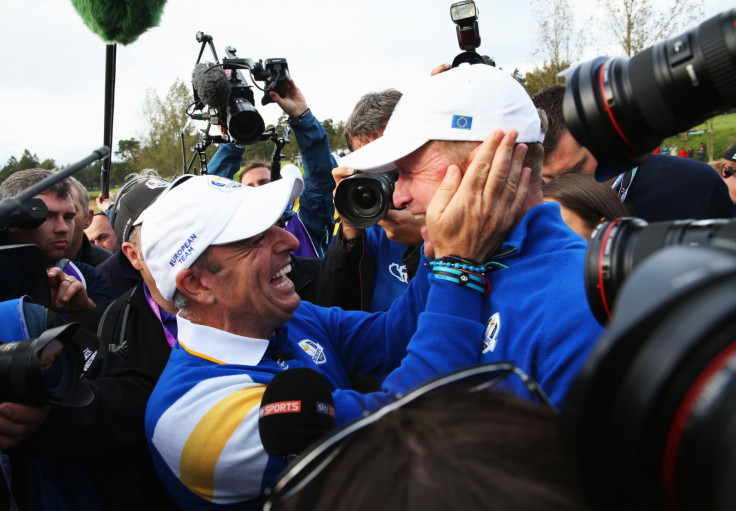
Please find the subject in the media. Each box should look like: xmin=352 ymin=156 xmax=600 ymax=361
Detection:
xmin=143 ymin=99 xmax=529 ymax=508
xmin=341 ymin=64 xmax=605 ymax=417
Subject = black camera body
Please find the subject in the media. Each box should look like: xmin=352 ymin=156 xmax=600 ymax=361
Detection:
xmin=334 ymin=170 xmax=398 ymax=229
xmin=190 ymin=32 xmax=290 ymax=146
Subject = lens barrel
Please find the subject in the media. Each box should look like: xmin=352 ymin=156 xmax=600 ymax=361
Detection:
xmin=563 ymin=9 xmax=736 ymax=180
xmin=227 ymin=97 xmax=265 ymax=145
xmin=334 ymin=170 xmax=398 ymax=228
xmin=0 ymin=323 xmax=90 ymax=406
xmin=585 ymin=217 xmax=736 ymax=324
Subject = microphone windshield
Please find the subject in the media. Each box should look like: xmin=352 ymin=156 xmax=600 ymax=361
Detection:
xmin=259 ymin=368 xmax=336 ymax=457
xmin=192 ymin=63 xmax=231 ymax=111
xmin=71 ymin=0 xmax=167 ymax=45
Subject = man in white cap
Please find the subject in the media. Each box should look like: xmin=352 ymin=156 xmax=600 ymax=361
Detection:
xmin=143 ymin=127 xmax=528 ymax=509
xmin=340 ymin=63 xmax=604 ymax=407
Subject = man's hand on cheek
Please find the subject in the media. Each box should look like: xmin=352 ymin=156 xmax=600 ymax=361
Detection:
xmin=425 ymin=129 xmax=531 ymax=262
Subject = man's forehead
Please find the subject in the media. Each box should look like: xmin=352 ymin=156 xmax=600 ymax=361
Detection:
xmin=37 ymin=191 xmax=74 ymax=209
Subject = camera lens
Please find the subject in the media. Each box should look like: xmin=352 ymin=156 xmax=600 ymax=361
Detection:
xmin=563 ymin=9 xmax=736 ymax=179
xmin=352 ymin=186 xmax=378 ymax=211
xmin=585 ymin=217 xmax=736 ymax=324
xmin=335 ymin=170 xmax=398 ymax=228
xmin=564 ymin=244 xmax=736 ymax=511
xmin=227 ymin=97 xmax=265 ymax=145
xmin=40 ymin=339 xmax=73 ymax=401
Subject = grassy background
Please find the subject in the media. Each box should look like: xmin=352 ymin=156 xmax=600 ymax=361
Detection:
xmin=660 ymin=112 xmax=736 ymax=162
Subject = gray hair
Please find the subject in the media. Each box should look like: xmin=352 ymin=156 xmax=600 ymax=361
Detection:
xmin=67 ymin=176 xmax=90 ymax=212
xmin=344 ymin=89 xmax=403 ymax=150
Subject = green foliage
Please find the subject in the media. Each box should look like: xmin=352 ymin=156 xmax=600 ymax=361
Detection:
xmin=70 ymin=0 xmax=166 ymax=45
xmin=521 ymin=61 xmax=570 ymax=98
xmin=0 ymin=149 xmax=57 ymax=184
xmin=137 ymin=79 xmax=209 ymax=180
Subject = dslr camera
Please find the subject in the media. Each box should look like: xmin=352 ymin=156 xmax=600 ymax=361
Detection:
xmin=334 ymin=0 xmax=496 ymax=229
xmin=560 ymin=9 xmax=736 ymax=511
xmin=189 ymin=31 xmax=290 ymax=146
xmin=334 ymin=169 xmax=398 ymax=229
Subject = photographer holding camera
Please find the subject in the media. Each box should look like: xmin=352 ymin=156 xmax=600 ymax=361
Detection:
xmin=340 ymin=64 xmax=605 ymax=406
xmin=321 ymin=89 xmax=425 ymax=312
xmin=207 ymin=76 xmax=337 ymax=258
xmin=0 ymin=170 xmax=116 ymax=318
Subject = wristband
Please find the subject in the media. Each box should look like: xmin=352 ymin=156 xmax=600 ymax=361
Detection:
xmin=291 ymin=108 xmax=311 ymax=122
xmin=339 ymin=232 xmax=362 ymax=249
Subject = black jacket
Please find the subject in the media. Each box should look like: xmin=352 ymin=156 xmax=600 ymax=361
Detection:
xmin=74 ymin=234 xmax=112 ymax=268
xmin=315 ymin=226 xmax=421 ymax=311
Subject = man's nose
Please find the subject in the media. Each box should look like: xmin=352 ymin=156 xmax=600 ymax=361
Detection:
xmin=393 ymin=176 xmax=412 ymax=210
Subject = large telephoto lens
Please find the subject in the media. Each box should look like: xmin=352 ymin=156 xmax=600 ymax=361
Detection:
xmin=585 ymin=217 xmax=736 ymax=324
xmin=334 ymin=170 xmax=398 ymax=228
xmin=563 ymin=9 xmax=736 ymax=180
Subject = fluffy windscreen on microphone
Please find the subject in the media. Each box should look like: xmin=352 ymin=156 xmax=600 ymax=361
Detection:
xmin=192 ymin=63 xmax=231 ymax=112
xmin=259 ymin=368 xmax=336 ymax=457
xmin=71 ymin=0 xmax=167 ymax=45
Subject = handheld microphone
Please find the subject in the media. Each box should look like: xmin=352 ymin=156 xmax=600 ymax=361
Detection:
xmin=259 ymin=368 xmax=336 ymax=457
xmin=192 ymin=63 xmax=231 ymax=112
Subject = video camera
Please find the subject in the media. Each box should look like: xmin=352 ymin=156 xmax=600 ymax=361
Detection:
xmin=189 ymin=31 xmax=290 ymax=146
xmin=560 ymin=9 xmax=736 ymax=511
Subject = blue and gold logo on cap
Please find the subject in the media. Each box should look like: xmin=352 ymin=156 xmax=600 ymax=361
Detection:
xmin=451 ymin=115 xmax=473 ymax=130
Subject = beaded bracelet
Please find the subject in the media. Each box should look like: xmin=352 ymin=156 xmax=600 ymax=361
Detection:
xmin=428 ymin=256 xmax=508 ymax=276
xmin=431 ymin=267 xmax=491 ymax=294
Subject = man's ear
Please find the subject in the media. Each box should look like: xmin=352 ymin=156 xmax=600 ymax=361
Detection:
xmin=84 ymin=208 xmax=94 ymax=229
xmin=175 ymin=268 xmax=215 ymax=306
xmin=120 ymin=242 xmax=143 ymax=270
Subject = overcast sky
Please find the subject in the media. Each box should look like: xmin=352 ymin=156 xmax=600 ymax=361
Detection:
xmin=1 ymin=0 xmax=731 ymax=167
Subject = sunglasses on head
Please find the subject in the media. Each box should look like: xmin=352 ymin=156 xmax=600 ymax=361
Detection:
xmin=262 ymin=362 xmax=555 ymax=510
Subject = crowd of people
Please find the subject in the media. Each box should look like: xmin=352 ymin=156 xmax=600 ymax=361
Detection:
xmin=0 ymin=59 xmax=734 ymax=511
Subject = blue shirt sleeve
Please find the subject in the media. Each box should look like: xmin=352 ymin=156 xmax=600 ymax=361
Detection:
xmin=206 ymin=143 xmax=245 ymax=179
xmin=289 ymin=110 xmax=337 ymax=256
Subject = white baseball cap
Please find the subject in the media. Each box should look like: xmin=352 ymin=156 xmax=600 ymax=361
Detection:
xmin=340 ymin=63 xmax=545 ymax=173
xmin=140 ymin=173 xmax=303 ymax=301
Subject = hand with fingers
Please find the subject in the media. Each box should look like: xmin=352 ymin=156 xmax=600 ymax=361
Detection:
xmin=0 ymin=402 xmax=50 ymax=450
xmin=269 ymin=78 xmax=309 ymax=119
xmin=46 ymin=267 xmax=96 ymax=312
xmin=425 ymin=129 xmax=531 ymax=262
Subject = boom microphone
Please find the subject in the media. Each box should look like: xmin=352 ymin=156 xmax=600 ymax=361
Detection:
xmin=192 ymin=63 xmax=231 ymax=112
xmin=259 ymin=368 xmax=336 ymax=457
xmin=71 ymin=0 xmax=167 ymax=45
